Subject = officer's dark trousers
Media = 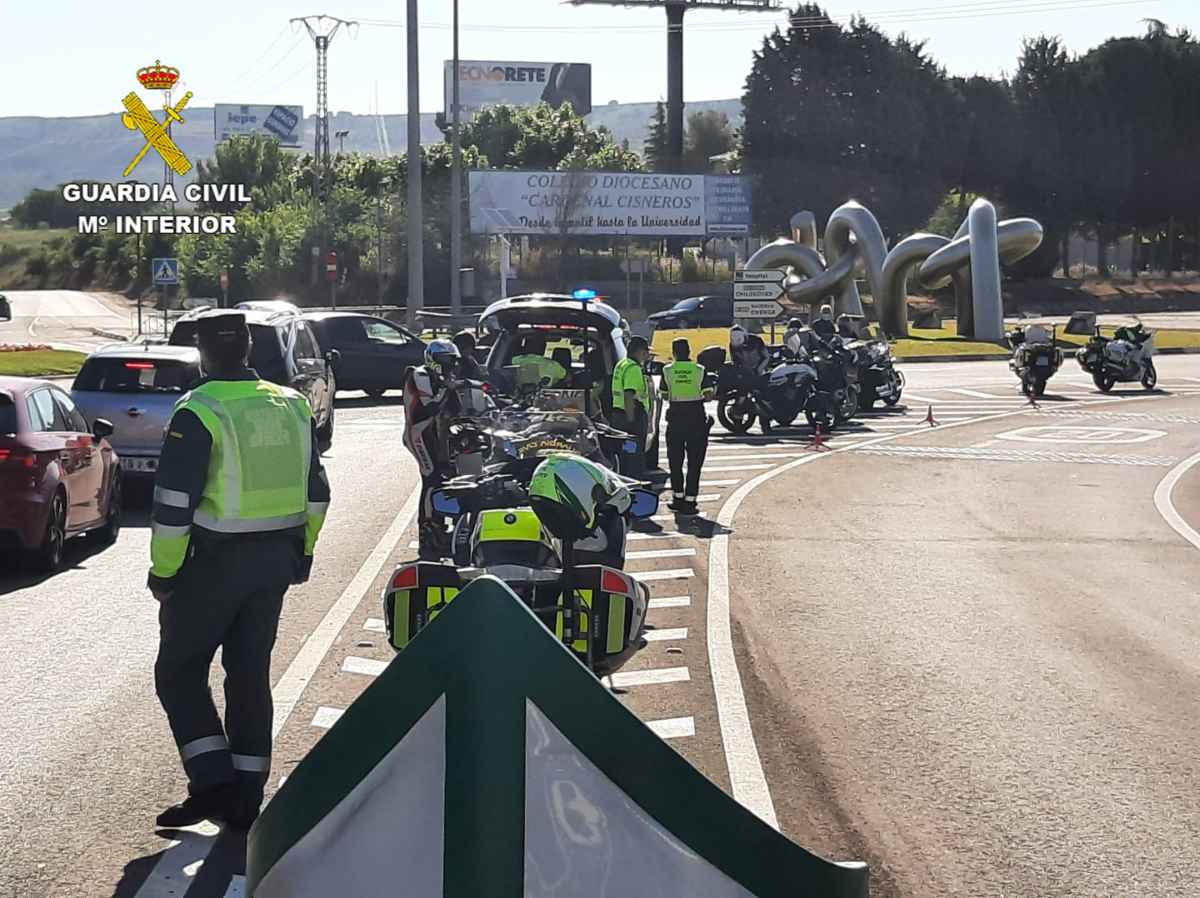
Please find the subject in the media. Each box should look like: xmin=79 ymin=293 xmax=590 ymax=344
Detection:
xmin=155 ymin=534 xmax=298 ymax=802
xmin=667 ymin=404 xmax=710 ymax=501
xmin=612 ymin=407 xmax=647 ymax=476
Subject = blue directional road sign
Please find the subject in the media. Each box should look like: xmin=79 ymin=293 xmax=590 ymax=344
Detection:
xmin=152 ymin=257 xmax=179 ymax=286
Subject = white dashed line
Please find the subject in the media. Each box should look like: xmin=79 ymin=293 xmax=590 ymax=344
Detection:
xmin=704 ymin=463 xmax=776 ymax=472
xmin=705 ymin=452 xmax=803 ymax=461
xmin=342 ymin=656 xmax=389 ymax=677
xmin=636 ymin=568 xmax=696 ymax=582
xmin=604 ymin=666 xmax=691 ymax=688
xmin=311 ymin=706 xmax=345 ymax=729
xmin=646 ymin=716 xmax=696 ymax=739
xmin=363 ymin=617 xmax=386 ymax=633
xmin=627 ymin=547 xmax=697 ymax=561
xmin=644 ymin=627 xmax=688 ymax=642
xmin=649 ymin=595 xmax=691 ymax=609
xmin=699 ymin=479 xmax=742 ymax=487
xmin=627 ymin=530 xmax=683 ymax=541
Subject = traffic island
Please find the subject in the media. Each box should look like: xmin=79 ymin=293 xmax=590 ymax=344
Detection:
xmin=0 ymin=346 xmax=87 ymax=377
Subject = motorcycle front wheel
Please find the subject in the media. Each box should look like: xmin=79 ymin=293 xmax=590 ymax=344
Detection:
xmin=1141 ymin=361 xmax=1157 ymax=390
xmin=717 ymin=396 xmax=757 ymax=435
xmin=836 ymin=385 xmax=860 ymax=423
xmin=1093 ymin=371 xmax=1116 ymax=392
xmin=883 ymin=370 xmax=903 ymax=406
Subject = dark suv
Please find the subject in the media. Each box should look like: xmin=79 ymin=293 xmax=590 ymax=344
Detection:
xmin=647 ymin=294 xmax=733 ymax=330
xmin=168 ymin=308 xmax=339 ymax=448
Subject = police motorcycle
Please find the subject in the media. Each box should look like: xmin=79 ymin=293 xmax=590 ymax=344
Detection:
xmin=1007 ymin=323 xmax=1063 ymax=397
xmin=781 ymin=330 xmax=859 ymax=431
xmin=845 ymin=339 xmax=904 ymax=409
xmin=1076 ymin=321 xmax=1157 ymax=392
xmin=712 ymin=335 xmax=818 ymax=435
xmin=382 ymin=453 xmax=659 ymax=676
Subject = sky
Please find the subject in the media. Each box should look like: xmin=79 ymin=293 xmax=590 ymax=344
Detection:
xmin=2 ymin=0 xmax=1196 ymax=120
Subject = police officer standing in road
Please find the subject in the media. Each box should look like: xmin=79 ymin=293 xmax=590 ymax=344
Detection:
xmin=149 ymin=310 xmax=330 ymax=830
xmin=612 ymin=335 xmax=652 ymax=475
xmin=659 ymin=338 xmax=714 ymax=515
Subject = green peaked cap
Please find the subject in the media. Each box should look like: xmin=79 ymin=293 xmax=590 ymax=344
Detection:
xmin=247 ymin=576 xmax=868 ymax=898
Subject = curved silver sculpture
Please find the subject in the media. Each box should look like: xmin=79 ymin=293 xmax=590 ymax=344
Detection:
xmin=747 ymin=198 xmax=1043 ymax=339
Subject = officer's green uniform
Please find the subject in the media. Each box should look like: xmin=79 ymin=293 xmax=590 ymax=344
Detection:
xmin=611 ymin=355 xmax=649 ymax=475
xmin=150 ymin=373 xmax=330 ymax=803
xmin=659 ymin=359 xmax=712 ymax=506
xmin=511 ymin=353 xmax=567 ymax=389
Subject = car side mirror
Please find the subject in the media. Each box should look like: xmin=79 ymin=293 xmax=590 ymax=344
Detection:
xmin=628 ymin=489 xmax=659 ymax=520
xmin=326 ymin=349 xmax=341 ymax=366
xmin=92 ymin=418 xmax=115 ymax=439
xmin=431 ymin=490 xmax=462 ymax=517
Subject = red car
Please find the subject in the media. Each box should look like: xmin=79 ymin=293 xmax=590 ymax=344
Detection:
xmin=0 ymin=376 xmax=122 ymax=570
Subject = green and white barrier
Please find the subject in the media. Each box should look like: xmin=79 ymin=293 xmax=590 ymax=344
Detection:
xmin=247 ymin=576 xmax=869 ymax=898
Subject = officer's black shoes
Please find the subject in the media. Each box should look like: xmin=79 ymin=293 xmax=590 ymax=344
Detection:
xmin=155 ymin=783 xmax=240 ymax=828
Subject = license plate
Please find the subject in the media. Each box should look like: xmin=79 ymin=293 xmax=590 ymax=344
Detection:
xmin=120 ymin=457 xmax=157 ymax=473
xmin=1036 ymin=357 xmax=1050 ymax=366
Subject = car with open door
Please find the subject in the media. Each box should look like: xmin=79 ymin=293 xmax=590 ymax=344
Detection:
xmin=0 ymin=376 xmax=121 ymax=570
xmin=303 ymin=312 xmax=426 ymax=398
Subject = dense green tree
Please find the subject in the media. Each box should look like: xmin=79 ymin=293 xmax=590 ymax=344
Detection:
xmin=644 ymin=101 xmax=669 ymax=172
xmin=682 ymin=110 xmax=736 ymax=173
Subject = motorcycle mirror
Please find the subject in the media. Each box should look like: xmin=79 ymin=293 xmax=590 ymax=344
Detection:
xmin=431 ymin=490 xmax=462 ymax=517
xmin=628 ymin=489 xmax=660 ymax=520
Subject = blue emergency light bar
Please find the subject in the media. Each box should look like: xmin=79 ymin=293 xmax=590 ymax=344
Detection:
xmin=573 ymin=289 xmax=597 ymax=301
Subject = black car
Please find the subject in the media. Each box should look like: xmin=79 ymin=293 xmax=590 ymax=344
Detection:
xmin=647 ymin=294 xmax=733 ymax=330
xmin=168 ymin=308 xmax=339 ymax=448
xmin=304 ymin=312 xmax=426 ymax=398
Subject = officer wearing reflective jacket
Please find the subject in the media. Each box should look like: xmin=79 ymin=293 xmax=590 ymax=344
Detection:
xmin=149 ymin=311 xmax=330 ymax=830
xmin=659 ymin=338 xmax=714 ymax=516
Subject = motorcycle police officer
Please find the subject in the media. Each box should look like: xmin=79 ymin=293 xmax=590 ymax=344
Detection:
xmin=659 ymin=338 xmax=714 ymax=515
xmin=611 ymin=335 xmax=651 ymax=475
xmin=403 ymin=339 xmax=462 ymax=558
xmin=149 ymin=310 xmax=330 ymax=830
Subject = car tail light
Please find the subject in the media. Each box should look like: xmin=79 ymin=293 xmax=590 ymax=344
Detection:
xmin=601 ymin=568 xmax=633 ymax=596
xmin=0 ymin=448 xmax=35 ymax=468
xmin=125 ymin=362 xmax=155 ymax=370
xmin=391 ymin=565 xmax=419 ymax=590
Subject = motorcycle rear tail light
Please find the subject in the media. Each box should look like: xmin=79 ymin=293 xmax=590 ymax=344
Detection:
xmin=391 ymin=565 xmax=419 ymax=590
xmin=601 ymin=568 xmax=632 ymax=596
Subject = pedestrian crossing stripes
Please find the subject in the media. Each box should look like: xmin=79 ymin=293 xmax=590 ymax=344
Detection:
xmin=604 ymin=666 xmax=691 ymax=688
xmin=342 ymin=656 xmax=389 ymax=677
xmin=627 ymin=547 xmax=697 ymax=561
xmin=644 ymin=627 xmax=688 ymax=642
xmin=364 ymin=617 xmax=386 ymax=633
xmin=703 ymin=463 xmax=776 ymax=472
xmin=311 ymin=706 xmax=344 ymax=729
xmin=649 ymin=595 xmax=691 ymax=609
xmin=636 ymin=568 xmax=696 ymax=581
xmin=1035 ymin=408 xmax=1200 ymax=425
xmin=645 ymin=716 xmax=696 ymax=739
xmin=852 ymin=445 xmax=1177 ymax=466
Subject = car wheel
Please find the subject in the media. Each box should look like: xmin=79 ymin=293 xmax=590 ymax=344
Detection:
xmin=316 ymin=404 xmax=335 ymax=451
xmin=94 ymin=474 xmax=122 ymax=545
xmin=31 ymin=490 xmax=67 ymax=572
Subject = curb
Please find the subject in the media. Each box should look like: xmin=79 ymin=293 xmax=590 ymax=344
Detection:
xmin=89 ymin=328 xmax=131 ymax=342
xmin=895 ymin=346 xmax=1200 ymax=364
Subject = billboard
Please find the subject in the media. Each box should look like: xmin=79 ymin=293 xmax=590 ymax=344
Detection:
xmin=468 ymin=171 xmax=752 ymax=237
xmin=214 ymin=104 xmax=303 ymax=147
xmin=445 ymin=61 xmax=592 ymax=121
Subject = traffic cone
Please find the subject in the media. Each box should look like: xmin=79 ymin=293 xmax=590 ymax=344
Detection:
xmin=1026 ymin=391 xmax=1040 ymax=409
xmin=924 ymin=404 xmax=938 ymax=426
xmin=809 ymin=423 xmax=827 ymax=451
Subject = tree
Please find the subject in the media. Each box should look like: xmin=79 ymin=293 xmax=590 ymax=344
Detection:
xmin=194 ymin=134 xmax=297 ymax=212
xmin=644 ymin=101 xmax=669 ymax=171
xmin=741 ymin=5 xmax=959 ymax=239
xmin=682 ymin=110 xmax=735 ymax=172
xmin=459 ymin=102 xmax=640 ymax=172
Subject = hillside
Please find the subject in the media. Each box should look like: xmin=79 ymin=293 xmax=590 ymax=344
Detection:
xmin=0 ymin=99 xmax=743 ymax=210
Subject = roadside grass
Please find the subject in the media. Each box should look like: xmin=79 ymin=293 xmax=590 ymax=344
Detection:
xmin=0 ymin=227 xmax=73 ymax=288
xmin=0 ymin=349 xmax=87 ymax=377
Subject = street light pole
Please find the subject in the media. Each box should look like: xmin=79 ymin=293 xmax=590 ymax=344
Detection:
xmin=406 ymin=0 xmax=424 ymax=330
xmin=449 ymin=0 xmax=463 ymax=317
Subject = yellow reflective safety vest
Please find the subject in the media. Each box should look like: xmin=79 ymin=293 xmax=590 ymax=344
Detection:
xmin=661 ymin=360 xmax=707 ymax=403
xmin=611 ymin=357 xmax=648 ymax=412
xmin=178 ymin=380 xmax=314 ymax=534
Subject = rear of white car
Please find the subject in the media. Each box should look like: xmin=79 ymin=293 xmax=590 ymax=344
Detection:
xmin=70 ymin=344 xmax=202 ymax=476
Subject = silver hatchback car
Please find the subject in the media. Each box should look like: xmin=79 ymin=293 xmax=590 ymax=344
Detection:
xmin=70 ymin=344 xmax=202 ymax=476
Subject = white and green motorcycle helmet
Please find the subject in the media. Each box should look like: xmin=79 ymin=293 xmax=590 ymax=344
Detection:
xmin=529 ymin=453 xmax=630 ymax=541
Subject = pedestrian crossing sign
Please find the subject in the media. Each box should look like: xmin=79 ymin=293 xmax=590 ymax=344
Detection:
xmin=152 ymin=257 xmax=179 ymax=286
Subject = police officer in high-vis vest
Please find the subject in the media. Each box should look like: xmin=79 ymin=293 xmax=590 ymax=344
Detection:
xmin=659 ymin=337 xmax=714 ymax=515
xmin=149 ymin=310 xmax=330 ymax=830
xmin=611 ymin=335 xmax=651 ymax=475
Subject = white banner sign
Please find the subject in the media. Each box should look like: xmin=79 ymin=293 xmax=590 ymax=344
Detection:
xmin=470 ymin=171 xmax=739 ymax=237
xmin=446 ymin=61 xmax=592 ymax=121
xmin=214 ymin=104 xmax=303 ymax=147
xmin=732 ymin=282 xmax=785 ymax=301
xmin=733 ymin=300 xmax=784 ymax=319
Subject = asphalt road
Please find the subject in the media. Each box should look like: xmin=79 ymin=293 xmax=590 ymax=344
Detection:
xmin=3 ymin=350 xmax=1200 ymax=897
xmin=0 ymin=289 xmax=133 ymax=350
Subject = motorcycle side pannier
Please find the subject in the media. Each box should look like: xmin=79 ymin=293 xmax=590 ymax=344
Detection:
xmin=383 ymin=562 xmax=464 ymax=651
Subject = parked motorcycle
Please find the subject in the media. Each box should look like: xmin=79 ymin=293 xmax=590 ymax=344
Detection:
xmin=382 ymin=464 xmax=659 ymax=675
xmin=1007 ymin=324 xmax=1063 ymax=397
xmin=715 ymin=356 xmax=815 ymax=435
xmin=847 ymin=339 xmax=904 ymax=409
xmin=1075 ymin=322 xmax=1157 ymax=392
xmin=803 ymin=337 xmax=859 ymax=430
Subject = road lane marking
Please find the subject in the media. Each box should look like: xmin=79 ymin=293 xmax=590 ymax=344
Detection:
xmin=627 ymin=530 xmax=683 ymax=541
xmin=133 ymin=484 xmax=421 ymax=898
xmin=364 ymin=617 xmax=386 ymax=633
xmin=129 ymin=821 xmax=221 ymax=898
xmin=705 ymin=452 xmax=803 ymax=461
xmin=637 ymin=568 xmax=695 ymax=581
xmin=853 ymin=445 xmax=1176 ymax=465
xmin=223 ymin=875 xmax=246 ymax=897
xmin=627 ymin=547 xmax=697 ymax=560
xmin=343 ymin=656 xmax=389 ymax=677
xmin=704 ymin=463 xmax=776 ymax=472
xmin=703 ymin=443 xmax=797 ymax=453
xmin=604 ymin=666 xmax=690 ymax=688
xmin=943 ymin=387 xmax=1011 ymax=398
xmin=311 ymin=706 xmax=345 ymax=729
xmin=1153 ymin=449 xmax=1200 ymax=552
xmin=646 ymin=716 xmax=696 ymax=739
xmin=699 ymin=479 xmax=742 ymax=486
xmin=644 ymin=627 xmax=688 ymax=642
xmin=649 ymin=595 xmax=691 ymax=609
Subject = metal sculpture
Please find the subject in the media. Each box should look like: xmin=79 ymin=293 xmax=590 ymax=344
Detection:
xmin=747 ymin=199 xmax=1043 ymax=339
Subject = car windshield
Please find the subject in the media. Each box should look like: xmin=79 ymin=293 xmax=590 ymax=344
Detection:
xmin=0 ymin=395 xmax=16 ymax=434
xmin=73 ymin=357 xmax=201 ymax=393
xmin=671 ymin=298 xmax=701 ymax=312
xmin=169 ymin=321 xmax=284 ymax=372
